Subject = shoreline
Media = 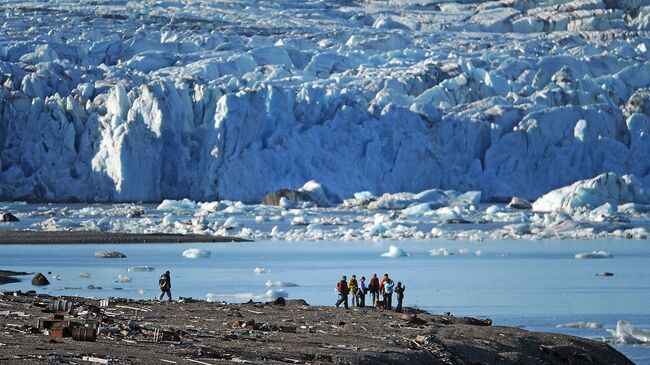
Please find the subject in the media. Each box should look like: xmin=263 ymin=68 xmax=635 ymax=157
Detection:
xmin=0 ymin=291 xmax=634 ymax=365
xmin=0 ymin=230 xmax=249 ymax=244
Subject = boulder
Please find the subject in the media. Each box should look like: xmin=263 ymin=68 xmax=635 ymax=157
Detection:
xmin=273 ymin=297 xmax=286 ymax=306
xmin=0 ymin=212 xmax=20 ymax=222
xmin=506 ymin=197 xmax=533 ymax=210
xmin=31 ymin=273 xmax=50 ymax=286
xmin=94 ymin=251 xmax=127 ymax=258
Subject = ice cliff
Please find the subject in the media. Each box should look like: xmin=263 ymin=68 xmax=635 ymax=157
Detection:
xmin=1 ymin=0 xmax=650 ymax=202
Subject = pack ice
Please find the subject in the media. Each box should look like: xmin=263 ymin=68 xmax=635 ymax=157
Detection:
xmin=1 ymin=0 xmax=650 ymax=208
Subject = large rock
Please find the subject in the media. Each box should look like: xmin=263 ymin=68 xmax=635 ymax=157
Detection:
xmin=31 ymin=273 xmax=50 ymax=286
xmin=0 ymin=212 xmax=20 ymax=222
xmin=506 ymin=197 xmax=533 ymax=210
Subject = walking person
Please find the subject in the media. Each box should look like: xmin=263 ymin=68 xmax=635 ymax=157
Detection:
xmin=384 ymin=278 xmax=395 ymax=310
xmin=348 ymin=275 xmax=359 ymax=307
xmin=368 ymin=274 xmax=379 ymax=307
xmin=395 ymin=282 xmax=406 ymax=313
xmin=335 ymin=275 xmax=349 ymax=309
xmin=158 ymin=270 xmax=172 ymax=302
xmin=358 ymin=276 xmax=368 ymax=308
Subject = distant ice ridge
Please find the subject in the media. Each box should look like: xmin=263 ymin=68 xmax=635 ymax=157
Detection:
xmin=1 ymin=0 xmax=650 ymax=203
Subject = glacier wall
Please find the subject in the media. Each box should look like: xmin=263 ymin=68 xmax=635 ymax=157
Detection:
xmin=1 ymin=0 xmax=650 ymax=202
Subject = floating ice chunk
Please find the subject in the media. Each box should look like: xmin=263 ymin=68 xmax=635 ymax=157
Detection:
xmin=381 ymin=245 xmax=409 ymax=257
xmin=95 ymin=251 xmax=126 ymax=258
xmin=458 ymin=248 xmax=469 ymax=255
xmin=474 ymin=250 xmax=482 ymax=256
xmin=402 ymin=203 xmax=434 ymax=216
xmin=354 ymin=191 xmax=375 ymax=200
xmin=78 ymin=272 xmax=91 ymax=278
xmin=137 ymin=289 xmax=145 ymax=295
xmin=157 ymin=199 xmax=199 ymax=214
xmin=300 ymin=180 xmax=332 ymax=207
xmin=429 ymin=248 xmax=452 ymax=256
xmin=128 ymin=266 xmax=155 ymax=272
xmin=608 ymin=321 xmax=650 ymax=344
xmin=574 ymin=250 xmax=613 ymax=259
xmin=264 ymin=289 xmax=288 ymax=299
xmin=588 ymin=202 xmax=616 ymax=221
xmin=117 ymin=275 xmax=131 ymax=283
xmin=265 ymin=280 xmax=299 ymax=287
xmin=557 ymin=321 xmax=602 ymax=329
xmin=291 ymin=216 xmax=307 ymax=226
xmin=222 ymin=216 xmax=240 ymax=229
xmin=254 ymin=267 xmax=271 ymax=275
xmin=182 ymin=248 xmax=211 ymax=259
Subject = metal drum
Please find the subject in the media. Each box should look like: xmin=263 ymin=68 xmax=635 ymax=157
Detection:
xmin=71 ymin=327 xmax=97 ymax=342
xmin=50 ymin=299 xmax=75 ymax=313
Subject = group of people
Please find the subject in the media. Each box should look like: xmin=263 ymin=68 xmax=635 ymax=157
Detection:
xmin=157 ymin=270 xmax=406 ymax=313
xmin=335 ymin=274 xmax=406 ymax=312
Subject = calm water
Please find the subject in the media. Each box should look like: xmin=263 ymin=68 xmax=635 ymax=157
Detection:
xmin=1 ymin=239 xmax=649 ymax=363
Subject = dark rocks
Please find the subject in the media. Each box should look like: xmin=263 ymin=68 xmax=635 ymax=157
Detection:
xmin=596 ymin=272 xmax=614 ymax=276
xmin=507 ymin=197 xmax=533 ymax=210
xmin=31 ymin=273 xmax=50 ymax=286
xmin=273 ymin=297 xmax=286 ymax=306
xmin=0 ymin=212 xmax=20 ymax=222
xmin=262 ymin=189 xmax=314 ymax=206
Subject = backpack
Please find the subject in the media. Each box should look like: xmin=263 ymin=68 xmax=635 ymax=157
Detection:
xmin=159 ymin=275 xmax=168 ymax=289
xmin=337 ymin=281 xmax=344 ymax=293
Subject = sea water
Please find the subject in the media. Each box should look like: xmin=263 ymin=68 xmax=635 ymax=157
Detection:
xmin=1 ymin=239 xmax=649 ymax=363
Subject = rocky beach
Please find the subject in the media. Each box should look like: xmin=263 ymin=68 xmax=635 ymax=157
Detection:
xmin=0 ymin=290 xmax=633 ymax=365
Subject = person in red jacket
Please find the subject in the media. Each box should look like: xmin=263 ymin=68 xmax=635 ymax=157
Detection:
xmin=335 ymin=275 xmax=349 ymax=309
xmin=378 ymin=273 xmax=388 ymax=305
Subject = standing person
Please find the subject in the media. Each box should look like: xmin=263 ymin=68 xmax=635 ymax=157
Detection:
xmin=379 ymin=274 xmax=388 ymax=303
xmin=368 ymin=274 xmax=379 ymax=307
xmin=158 ymin=270 xmax=172 ymax=302
xmin=348 ymin=275 xmax=359 ymax=307
xmin=335 ymin=275 xmax=349 ymax=309
xmin=358 ymin=276 xmax=368 ymax=308
xmin=384 ymin=278 xmax=395 ymax=310
xmin=395 ymin=282 xmax=406 ymax=313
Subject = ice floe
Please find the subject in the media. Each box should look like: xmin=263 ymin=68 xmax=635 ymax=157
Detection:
xmin=254 ymin=267 xmax=271 ymax=275
xmin=265 ymin=280 xmax=299 ymax=288
xmin=182 ymin=248 xmax=211 ymax=259
xmin=128 ymin=266 xmax=155 ymax=272
xmin=574 ymin=250 xmax=613 ymax=259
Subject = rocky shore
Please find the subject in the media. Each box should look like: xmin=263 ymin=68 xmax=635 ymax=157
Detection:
xmin=0 ymin=291 xmax=632 ymax=365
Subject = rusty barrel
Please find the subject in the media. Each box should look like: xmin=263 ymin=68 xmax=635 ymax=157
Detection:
xmin=50 ymin=299 xmax=75 ymax=313
xmin=71 ymin=327 xmax=97 ymax=342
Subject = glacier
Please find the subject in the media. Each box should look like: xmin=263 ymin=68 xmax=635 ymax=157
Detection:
xmin=1 ymin=0 xmax=650 ymax=205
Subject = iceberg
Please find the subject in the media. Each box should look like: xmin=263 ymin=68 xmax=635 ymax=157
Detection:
xmin=254 ymin=267 xmax=270 ymax=275
xmin=556 ymin=321 xmax=602 ymax=329
xmin=264 ymin=289 xmax=289 ymax=299
xmin=265 ymin=280 xmax=299 ymax=287
xmin=574 ymin=250 xmax=613 ymax=259
xmin=533 ymin=173 xmax=650 ymax=213
xmin=182 ymin=248 xmax=211 ymax=259
xmin=381 ymin=245 xmax=409 ymax=258
xmin=608 ymin=321 xmax=650 ymax=344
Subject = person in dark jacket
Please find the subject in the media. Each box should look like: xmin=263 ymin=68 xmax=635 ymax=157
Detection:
xmin=395 ymin=282 xmax=406 ymax=313
xmin=368 ymin=274 xmax=379 ymax=306
xmin=358 ymin=276 xmax=368 ymax=308
xmin=335 ymin=275 xmax=349 ymax=309
xmin=158 ymin=270 xmax=172 ymax=302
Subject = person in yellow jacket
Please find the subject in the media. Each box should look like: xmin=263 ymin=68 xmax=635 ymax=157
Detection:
xmin=348 ymin=275 xmax=359 ymax=307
